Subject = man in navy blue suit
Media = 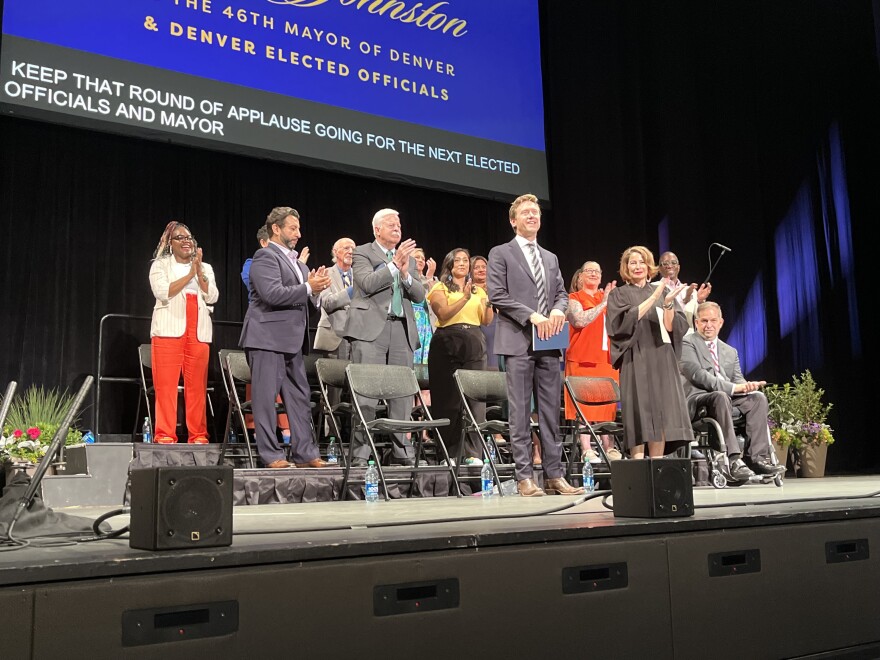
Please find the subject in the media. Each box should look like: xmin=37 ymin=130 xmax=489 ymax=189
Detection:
xmin=488 ymin=193 xmax=583 ymax=497
xmin=239 ymin=206 xmax=332 ymax=468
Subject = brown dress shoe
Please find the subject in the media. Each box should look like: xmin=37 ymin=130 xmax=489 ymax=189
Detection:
xmin=544 ymin=477 xmax=585 ymax=495
xmin=295 ymin=458 xmax=331 ymax=468
xmin=517 ymin=478 xmax=545 ymax=497
xmin=265 ymin=459 xmax=294 ymax=469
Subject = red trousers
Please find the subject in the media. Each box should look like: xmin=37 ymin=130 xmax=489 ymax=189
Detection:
xmin=151 ymin=294 xmax=210 ymax=442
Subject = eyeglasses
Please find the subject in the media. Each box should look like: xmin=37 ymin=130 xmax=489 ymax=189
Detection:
xmin=660 ymin=260 xmax=679 ymax=266
xmin=582 ymin=268 xmax=601 ymax=275
xmin=171 ymin=235 xmax=194 ymax=243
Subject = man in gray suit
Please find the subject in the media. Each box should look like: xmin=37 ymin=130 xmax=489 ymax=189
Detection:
xmin=344 ymin=209 xmax=425 ymax=466
xmin=487 ymin=193 xmax=583 ymax=497
xmin=680 ymin=301 xmax=785 ymax=479
xmin=239 ymin=206 xmax=333 ymax=469
xmin=314 ymin=237 xmax=356 ymax=360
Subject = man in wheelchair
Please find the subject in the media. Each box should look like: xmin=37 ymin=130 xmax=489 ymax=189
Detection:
xmin=680 ymin=302 xmax=785 ymax=483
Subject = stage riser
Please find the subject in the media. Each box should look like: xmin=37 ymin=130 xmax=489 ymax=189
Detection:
xmin=0 ymin=590 xmax=33 ymax=659
xmin=41 ymin=443 xmax=134 ymax=508
xmin=668 ymin=517 xmax=880 ymax=659
xmin=10 ymin=518 xmax=880 ymax=659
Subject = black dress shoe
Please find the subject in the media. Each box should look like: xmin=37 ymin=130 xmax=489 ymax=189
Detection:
xmin=748 ymin=458 xmax=786 ymax=476
xmin=351 ymin=457 xmax=369 ymax=467
xmin=727 ymin=458 xmax=755 ymax=482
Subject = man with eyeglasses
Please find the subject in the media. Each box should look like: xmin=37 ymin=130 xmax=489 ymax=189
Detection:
xmin=658 ymin=251 xmax=711 ymax=333
xmin=343 ymin=209 xmax=426 ymax=467
xmin=488 ymin=193 xmax=583 ymax=497
xmin=680 ymin=302 xmax=785 ymax=481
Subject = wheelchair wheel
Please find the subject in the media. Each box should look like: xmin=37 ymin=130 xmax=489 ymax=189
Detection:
xmin=712 ymin=472 xmax=727 ymax=489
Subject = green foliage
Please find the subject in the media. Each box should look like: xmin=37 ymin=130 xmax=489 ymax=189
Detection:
xmin=765 ymin=370 xmax=834 ymax=448
xmin=1 ymin=386 xmax=84 ymax=464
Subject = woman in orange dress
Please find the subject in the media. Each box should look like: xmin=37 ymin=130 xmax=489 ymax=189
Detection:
xmin=564 ymin=261 xmax=620 ymax=462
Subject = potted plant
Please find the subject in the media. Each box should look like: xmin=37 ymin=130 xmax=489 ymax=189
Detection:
xmin=0 ymin=386 xmax=83 ymax=481
xmin=765 ymin=370 xmax=835 ymax=477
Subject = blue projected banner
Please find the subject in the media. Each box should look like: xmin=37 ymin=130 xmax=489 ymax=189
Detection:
xmin=0 ymin=0 xmax=549 ymax=200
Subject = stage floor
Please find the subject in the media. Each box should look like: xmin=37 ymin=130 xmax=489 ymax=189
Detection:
xmin=4 ymin=475 xmax=880 ymax=659
xmin=3 ymin=475 xmax=880 ymax=587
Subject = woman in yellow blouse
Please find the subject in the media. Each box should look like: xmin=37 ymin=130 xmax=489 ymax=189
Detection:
xmin=427 ymin=248 xmax=494 ymax=465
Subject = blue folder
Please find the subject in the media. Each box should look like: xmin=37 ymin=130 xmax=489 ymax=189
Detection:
xmin=532 ymin=321 xmax=570 ymax=351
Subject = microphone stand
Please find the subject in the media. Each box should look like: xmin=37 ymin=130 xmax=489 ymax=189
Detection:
xmin=4 ymin=376 xmax=93 ymax=541
xmin=0 ymin=381 xmax=17 ymax=433
xmin=701 ymin=245 xmax=731 ymax=287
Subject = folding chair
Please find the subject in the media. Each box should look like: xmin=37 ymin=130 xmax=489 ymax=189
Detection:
xmin=343 ymin=363 xmax=461 ymax=500
xmin=563 ymin=376 xmax=625 ymax=483
xmin=219 ymin=349 xmax=299 ymax=468
xmin=314 ymin=357 xmax=353 ymax=466
xmin=136 ymin=343 xmax=216 ymax=440
xmin=453 ymin=369 xmax=517 ymax=496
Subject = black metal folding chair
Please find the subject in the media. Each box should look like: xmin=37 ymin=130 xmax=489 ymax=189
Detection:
xmin=452 ymin=369 xmax=517 ymax=496
xmin=314 ymin=357 xmax=353 ymax=467
xmin=343 ymin=363 xmax=461 ymax=500
xmin=563 ymin=376 xmax=625 ymax=483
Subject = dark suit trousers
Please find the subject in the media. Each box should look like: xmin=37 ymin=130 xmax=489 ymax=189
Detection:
xmin=505 ymin=352 xmax=565 ymax=481
xmin=690 ymin=390 xmax=772 ymax=460
xmin=247 ymin=348 xmax=319 ymax=465
xmin=349 ymin=318 xmax=415 ymax=461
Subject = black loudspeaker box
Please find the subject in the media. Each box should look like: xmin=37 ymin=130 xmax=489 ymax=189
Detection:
xmin=129 ymin=465 xmax=234 ymax=550
xmin=610 ymin=458 xmax=694 ymax=518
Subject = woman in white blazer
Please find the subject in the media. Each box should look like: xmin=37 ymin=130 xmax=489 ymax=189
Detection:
xmin=149 ymin=222 xmax=219 ymax=443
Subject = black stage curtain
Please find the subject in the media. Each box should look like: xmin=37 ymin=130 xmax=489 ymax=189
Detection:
xmin=1 ymin=0 xmax=878 ymax=472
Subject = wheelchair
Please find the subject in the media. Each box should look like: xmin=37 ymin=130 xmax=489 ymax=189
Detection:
xmin=690 ymin=405 xmax=784 ymax=489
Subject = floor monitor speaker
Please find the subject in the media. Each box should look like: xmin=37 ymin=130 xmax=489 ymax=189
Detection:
xmin=610 ymin=458 xmax=693 ymax=518
xmin=129 ymin=465 xmax=233 ymax=550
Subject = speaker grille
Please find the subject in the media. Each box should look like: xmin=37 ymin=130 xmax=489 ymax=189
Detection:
xmin=161 ymin=474 xmax=227 ymax=541
xmin=653 ymin=463 xmax=692 ymax=515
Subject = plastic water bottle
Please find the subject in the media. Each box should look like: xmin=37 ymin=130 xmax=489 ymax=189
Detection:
xmin=365 ymin=460 xmax=380 ymax=503
xmin=82 ymin=430 xmax=95 ymax=444
xmin=582 ymin=458 xmax=595 ymax=492
xmin=481 ymin=461 xmax=495 ymax=498
xmin=142 ymin=417 xmax=152 ymax=444
xmin=486 ymin=437 xmax=496 ymax=465
xmin=228 ymin=427 xmax=237 ymax=444
xmin=326 ymin=437 xmax=338 ymax=464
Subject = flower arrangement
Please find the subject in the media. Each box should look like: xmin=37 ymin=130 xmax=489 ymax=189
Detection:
xmin=0 ymin=386 xmax=83 ymax=464
xmin=765 ymin=370 xmax=834 ymax=449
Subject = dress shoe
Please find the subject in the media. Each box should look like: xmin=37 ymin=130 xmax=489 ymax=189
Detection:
xmin=727 ymin=458 xmax=755 ymax=482
xmin=544 ymin=477 xmax=585 ymax=495
xmin=517 ymin=478 xmax=545 ymax=497
xmin=748 ymin=458 xmax=786 ymax=476
xmin=265 ymin=459 xmax=295 ymax=469
xmin=295 ymin=458 xmax=331 ymax=468
xmin=351 ymin=457 xmax=369 ymax=467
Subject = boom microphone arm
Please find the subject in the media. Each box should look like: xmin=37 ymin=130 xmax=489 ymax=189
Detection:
xmin=701 ymin=243 xmax=732 ymax=287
